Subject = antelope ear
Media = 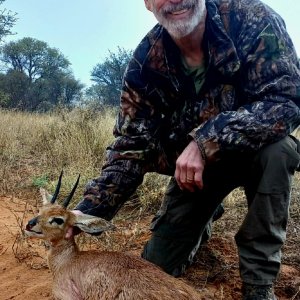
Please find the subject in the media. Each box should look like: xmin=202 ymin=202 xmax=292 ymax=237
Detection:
xmin=144 ymin=0 xmax=153 ymax=12
xmin=40 ymin=188 xmax=53 ymax=205
xmin=74 ymin=213 xmax=115 ymax=234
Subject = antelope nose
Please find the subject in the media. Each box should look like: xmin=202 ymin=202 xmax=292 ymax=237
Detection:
xmin=26 ymin=217 xmax=38 ymax=230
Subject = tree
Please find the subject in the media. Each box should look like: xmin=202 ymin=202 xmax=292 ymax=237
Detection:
xmin=0 ymin=70 xmax=28 ymax=109
xmin=89 ymin=47 xmax=132 ymax=106
xmin=0 ymin=37 xmax=83 ymax=111
xmin=0 ymin=0 xmax=17 ymax=44
xmin=1 ymin=37 xmax=70 ymax=83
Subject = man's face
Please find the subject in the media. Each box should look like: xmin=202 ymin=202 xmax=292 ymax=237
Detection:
xmin=145 ymin=0 xmax=206 ymax=39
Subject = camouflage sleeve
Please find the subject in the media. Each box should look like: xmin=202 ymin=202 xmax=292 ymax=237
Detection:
xmin=191 ymin=2 xmax=300 ymax=161
xmin=76 ymin=62 xmax=159 ymax=219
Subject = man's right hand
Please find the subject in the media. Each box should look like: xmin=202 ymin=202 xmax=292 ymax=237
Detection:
xmin=174 ymin=140 xmax=205 ymax=192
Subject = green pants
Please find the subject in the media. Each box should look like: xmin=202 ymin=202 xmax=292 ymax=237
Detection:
xmin=142 ymin=136 xmax=300 ymax=285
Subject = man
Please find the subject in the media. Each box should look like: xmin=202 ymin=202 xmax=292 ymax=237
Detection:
xmin=75 ymin=0 xmax=300 ymax=299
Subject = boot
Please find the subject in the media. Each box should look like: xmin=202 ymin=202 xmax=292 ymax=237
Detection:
xmin=242 ymin=283 xmax=277 ymax=300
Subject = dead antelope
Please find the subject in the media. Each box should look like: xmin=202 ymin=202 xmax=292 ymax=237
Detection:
xmin=25 ymin=172 xmax=201 ymax=300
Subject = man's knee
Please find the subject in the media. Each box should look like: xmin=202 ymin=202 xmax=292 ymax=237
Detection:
xmin=253 ymin=136 xmax=300 ymax=193
xmin=142 ymin=208 xmax=220 ymax=276
xmin=142 ymin=233 xmax=192 ymax=277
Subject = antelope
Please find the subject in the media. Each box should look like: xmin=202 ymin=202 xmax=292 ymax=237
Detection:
xmin=25 ymin=172 xmax=201 ymax=300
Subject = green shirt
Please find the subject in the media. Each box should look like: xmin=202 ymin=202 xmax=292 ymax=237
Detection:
xmin=181 ymin=57 xmax=206 ymax=94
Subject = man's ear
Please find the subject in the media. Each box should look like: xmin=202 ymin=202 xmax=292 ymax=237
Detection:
xmin=144 ymin=0 xmax=153 ymax=12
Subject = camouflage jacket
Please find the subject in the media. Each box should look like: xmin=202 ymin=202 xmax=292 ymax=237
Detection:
xmin=76 ymin=0 xmax=300 ymax=219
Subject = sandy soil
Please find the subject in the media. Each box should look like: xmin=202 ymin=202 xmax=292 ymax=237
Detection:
xmin=0 ymin=195 xmax=299 ymax=300
xmin=0 ymin=196 xmax=52 ymax=299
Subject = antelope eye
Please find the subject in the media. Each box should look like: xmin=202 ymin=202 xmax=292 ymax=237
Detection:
xmin=49 ymin=217 xmax=64 ymax=225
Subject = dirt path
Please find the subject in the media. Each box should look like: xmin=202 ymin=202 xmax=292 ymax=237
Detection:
xmin=0 ymin=196 xmax=299 ymax=300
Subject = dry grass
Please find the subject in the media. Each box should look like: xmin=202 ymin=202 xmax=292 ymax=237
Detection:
xmin=0 ymin=108 xmax=115 ymax=195
xmin=0 ymin=108 xmax=168 ymax=209
xmin=1 ymin=107 xmax=299 ymax=215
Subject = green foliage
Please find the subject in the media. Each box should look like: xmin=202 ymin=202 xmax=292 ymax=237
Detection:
xmin=0 ymin=37 xmax=83 ymax=111
xmin=0 ymin=0 xmax=17 ymax=43
xmin=0 ymin=70 xmax=29 ymax=109
xmin=0 ymin=87 xmax=9 ymax=106
xmin=88 ymin=47 xmax=132 ymax=106
xmin=1 ymin=37 xmax=51 ymax=82
xmin=32 ymin=174 xmax=49 ymax=188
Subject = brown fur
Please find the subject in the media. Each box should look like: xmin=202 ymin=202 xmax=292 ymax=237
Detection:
xmin=26 ymin=198 xmax=202 ymax=300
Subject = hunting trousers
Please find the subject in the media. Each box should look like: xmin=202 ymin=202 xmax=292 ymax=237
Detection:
xmin=142 ymin=136 xmax=300 ymax=285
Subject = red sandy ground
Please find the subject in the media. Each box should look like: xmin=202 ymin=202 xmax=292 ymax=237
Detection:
xmin=0 ymin=195 xmax=299 ymax=300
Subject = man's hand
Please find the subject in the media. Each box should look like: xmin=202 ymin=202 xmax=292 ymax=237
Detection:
xmin=175 ymin=140 xmax=205 ymax=192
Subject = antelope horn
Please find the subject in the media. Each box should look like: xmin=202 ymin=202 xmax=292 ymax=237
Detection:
xmin=51 ymin=170 xmax=64 ymax=204
xmin=62 ymin=174 xmax=80 ymax=208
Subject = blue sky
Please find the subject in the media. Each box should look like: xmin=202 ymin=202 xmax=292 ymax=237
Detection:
xmin=3 ymin=0 xmax=300 ymax=87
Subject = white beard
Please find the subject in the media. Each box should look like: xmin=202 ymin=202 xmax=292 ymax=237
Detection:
xmin=153 ymin=0 xmax=206 ymax=39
